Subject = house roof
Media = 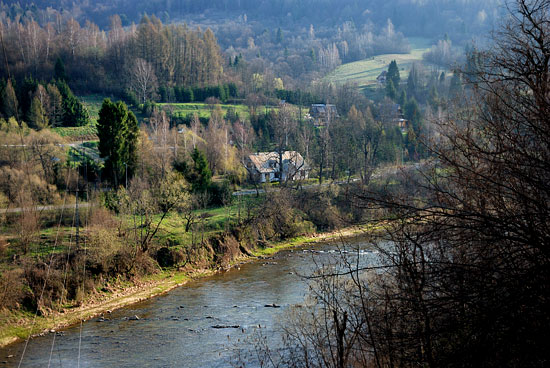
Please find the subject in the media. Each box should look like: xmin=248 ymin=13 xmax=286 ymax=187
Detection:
xmin=247 ymin=151 xmax=309 ymax=174
xmin=309 ymin=104 xmax=339 ymax=118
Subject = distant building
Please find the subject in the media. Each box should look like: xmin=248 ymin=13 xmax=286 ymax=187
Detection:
xmin=377 ymin=71 xmax=387 ymax=85
xmin=245 ymin=151 xmax=310 ymax=183
xmin=307 ymin=104 xmax=339 ymax=126
xmin=390 ymin=103 xmax=409 ymax=131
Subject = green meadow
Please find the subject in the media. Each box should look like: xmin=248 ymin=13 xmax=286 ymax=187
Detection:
xmin=324 ymin=37 xmax=440 ymax=88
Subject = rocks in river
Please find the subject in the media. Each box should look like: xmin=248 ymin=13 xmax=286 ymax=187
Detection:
xmin=179 ymin=305 xmax=185 ymax=309
xmin=97 ymin=317 xmax=109 ymax=322
xmin=211 ymin=325 xmax=240 ymax=329
xmin=264 ymin=303 xmax=281 ymax=308
xmin=129 ymin=315 xmax=140 ymax=321
xmin=262 ymin=262 xmax=278 ymax=266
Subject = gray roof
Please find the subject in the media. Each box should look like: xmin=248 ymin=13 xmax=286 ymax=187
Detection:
xmin=247 ymin=151 xmax=309 ymax=174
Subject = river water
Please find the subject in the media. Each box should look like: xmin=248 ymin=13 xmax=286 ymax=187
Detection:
xmin=1 ymin=239 xmax=376 ymax=368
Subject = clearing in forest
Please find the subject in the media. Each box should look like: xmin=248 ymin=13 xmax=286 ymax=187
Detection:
xmin=324 ymin=37 xmax=441 ymax=88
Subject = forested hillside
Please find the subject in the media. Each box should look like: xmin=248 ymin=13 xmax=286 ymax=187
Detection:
xmin=0 ymin=15 xmax=223 ymax=98
xmin=2 ymin=0 xmax=500 ymax=38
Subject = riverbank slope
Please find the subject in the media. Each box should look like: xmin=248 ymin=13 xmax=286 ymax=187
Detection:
xmin=0 ymin=224 xmax=375 ymax=348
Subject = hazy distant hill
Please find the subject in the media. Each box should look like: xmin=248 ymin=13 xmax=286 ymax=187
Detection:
xmin=4 ymin=0 xmax=501 ymax=39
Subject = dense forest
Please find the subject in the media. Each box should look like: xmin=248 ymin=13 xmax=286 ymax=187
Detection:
xmin=0 ymin=14 xmax=223 ymax=98
xmin=0 ymin=0 xmax=495 ymax=90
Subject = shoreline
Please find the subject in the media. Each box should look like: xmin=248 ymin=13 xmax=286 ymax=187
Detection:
xmin=0 ymin=223 xmax=375 ymax=348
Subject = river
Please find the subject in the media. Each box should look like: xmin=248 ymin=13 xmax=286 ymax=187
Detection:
xmin=1 ymin=239 xmax=376 ymax=368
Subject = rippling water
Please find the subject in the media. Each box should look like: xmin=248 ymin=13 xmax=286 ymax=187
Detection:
xmin=1 ymin=239 xmax=377 ymax=368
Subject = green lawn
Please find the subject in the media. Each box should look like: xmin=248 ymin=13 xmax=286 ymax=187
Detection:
xmin=324 ymin=37 xmax=439 ymax=88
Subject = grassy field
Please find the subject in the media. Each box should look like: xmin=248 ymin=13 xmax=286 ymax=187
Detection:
xmin=80 ymin=95 xmax=105 ymax=123
xmin=159 ymin=102 xmax=252 ymax=121
xmin=2 ymin=196 xmax=263 ymax=260
xmin=51 ymin=95 xmax=105 ymax=141
xmin=159 ymin=102 xmax=305 ymax=123
xmin=154 ymin=196 xmax=262 ymax=247
xmin=51 ymin=122 xmax=97 ymax=140
xmin=324 ymin=37 xmax=440 ymax=88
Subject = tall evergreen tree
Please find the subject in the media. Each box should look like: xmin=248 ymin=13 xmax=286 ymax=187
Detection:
xmin=19 ymin=77 xmax=38 ymax=118
xmin=1 ymin=79 xmax=18 ymax=120
xmin=97 ymin=99 xmax=139 ymax=186
xmin=184 ymin=148 xmax=212 ymax=193
xmin=404 ymin=97 xmax=422 ymax=134
xmin=386 ymin=79 xmax=397 ymax=100
xmin=62 ymin=94 xmax=89 ymax=127
xmin=54 ymin=57 xmax=67 ymax=81
xmin=387 ymin=60 xmax=401 ymax=87
xmin=398 ymin=90 xmax=407 ymax=107
xmin=56 ymin=81 xmax=89 ymax=127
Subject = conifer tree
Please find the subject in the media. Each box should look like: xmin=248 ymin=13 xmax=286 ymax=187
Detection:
xmin=184 ymin=148 xmax=212 ymax=193
xmin=54 ymin=57 xmax=67 ymax=81
xmin=387 ymin=60 xmax=401 ymax=87
xmin=97 ymin=99 xmax=139 ymax=186
xmin=56 ymin=81 xmax=89 ymax=127
xmin=1 ymin=79 xmax=18 ymax=119
xmin=386 ymin=79 xmax=397 ymax=100
xmin=398 ymin=90 xmax=407 ymax=107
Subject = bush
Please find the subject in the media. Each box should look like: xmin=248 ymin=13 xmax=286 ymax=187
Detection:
xmin=23 ymin=259 xmax=65 ymax=313
xmin=294 ymin=187 xmax=345 ymax=231
xmin=155 ymin=247 xmax=186 ymax=268
xmin=252 ymin=191 xmax=315 ymax=241
xmin=0 ymin=269 xmax=27 ymax=310
xmin=208 ymin=181 xmax=233 ymax=206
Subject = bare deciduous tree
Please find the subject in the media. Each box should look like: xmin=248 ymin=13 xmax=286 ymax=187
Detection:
xmin=247 ymin=1 xmax=550 ymax=367
xmin=129 ymin=58 xmax=158 ymax=104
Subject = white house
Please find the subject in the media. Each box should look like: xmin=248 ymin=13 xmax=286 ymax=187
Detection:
xmin=245 ymin=151 xmax=310 ymax=183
